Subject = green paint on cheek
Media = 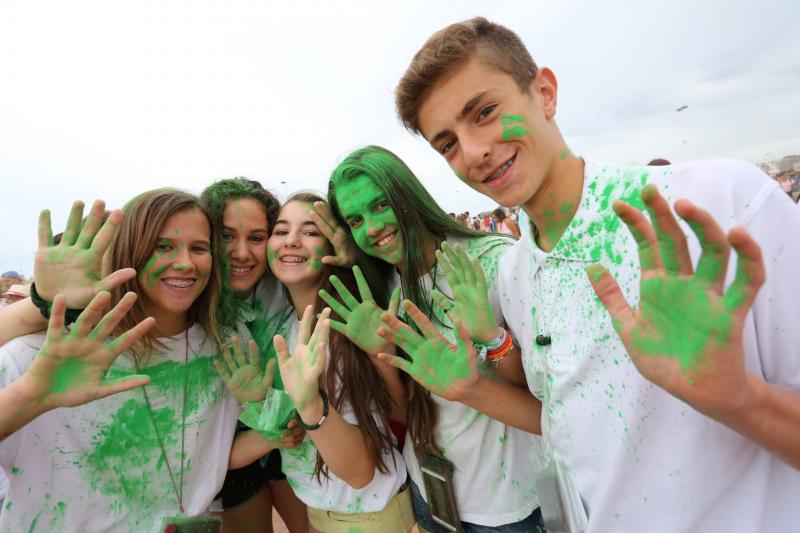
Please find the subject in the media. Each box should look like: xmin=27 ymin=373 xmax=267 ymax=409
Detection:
xmin=311 ymin=246 xmax=324 ymax=270
xmin=50 ymin=359 xmax=88 ymax=394
xmin=501 ymin=114 xmax=529 ymax=140
xmin=454 ymin=169 xmax=466 ymax=181
xmin=139 ymin=253 xmax=169 ymax=288
xmin=267 ymin=247 xmax=278 ymax=265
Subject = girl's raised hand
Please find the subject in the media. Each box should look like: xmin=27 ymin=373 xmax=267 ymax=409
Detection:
xmin=433 ymin=242 xmax=499 ymax=344
xmin=377 ymin=300 xmax=479 ymax=401
xmin=274 ymin=306 xmax=331 ymax=411
xmin=319 ymin=266 xmax=400 ymax=355
xmin=309 ymin=201 xmax=357 ymax=268
xmin=20 ymin=291 xmax=154 ymax=410
xmin=214 ymin=336 xmax=275 ymax=404
xmin=35 ymin=200 xmax=137 ymax=308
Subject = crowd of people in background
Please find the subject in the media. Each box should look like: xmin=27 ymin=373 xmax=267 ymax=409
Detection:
xmin=0 ymin=15 xmax=798 ymax=533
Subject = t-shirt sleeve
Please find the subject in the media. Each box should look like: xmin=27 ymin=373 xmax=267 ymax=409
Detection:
xmin=744 ymin=186 xmax=800 ymax=389
xmin=0 ymin=335 xmax=43 ymax=472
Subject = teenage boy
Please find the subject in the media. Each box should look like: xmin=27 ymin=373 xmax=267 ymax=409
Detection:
xmin=394 ymin=17 xmax=800 ymax=532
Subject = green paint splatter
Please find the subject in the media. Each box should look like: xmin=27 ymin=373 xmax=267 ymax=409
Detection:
xmin=11 ymin=466 xmax=21 ymax=475
xmin=50 ymin=359 xmax=88 ymax=394
xmin=560 ymin=149 xmax=570 ymax=160
xmin=500 ymin=114 xmax=529 ymax=140
xmin=631 ymin=278 xmax=732 ymax=371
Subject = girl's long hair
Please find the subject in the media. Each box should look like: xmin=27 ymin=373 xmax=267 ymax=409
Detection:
xmin=200 ymin=177 xmax=281 ymax=333
xmin=105 ymin=188 xmax=224 ymax=365
xmin=327 ymin=145 xmax=487 ymax=456
xmin=282 ymin=192 xmax=397 ymax=480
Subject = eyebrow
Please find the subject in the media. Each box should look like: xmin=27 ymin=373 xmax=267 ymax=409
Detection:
xmin=222 ymin=225 xmax=268 ymax=233
xmin=274 ymin=220 xmax=319 ymax=228
xmin=428 ymin=91 xmax=488 ymax=146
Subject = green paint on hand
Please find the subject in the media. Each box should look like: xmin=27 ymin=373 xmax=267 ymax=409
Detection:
xmin=632 ymin=278 xmax=733 ymax=371
xmin=50 ymin=359 xmax=88 ymax=394
xmin=586 ymin=263 xmax=605 ymax=282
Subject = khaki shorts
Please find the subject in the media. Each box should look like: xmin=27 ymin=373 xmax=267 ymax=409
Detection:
xmin=307 ymin=486 xmax=415 ymax=532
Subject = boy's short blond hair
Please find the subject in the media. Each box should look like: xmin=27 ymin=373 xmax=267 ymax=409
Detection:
xmin=395 ymin=17 xmax=538 ymax=135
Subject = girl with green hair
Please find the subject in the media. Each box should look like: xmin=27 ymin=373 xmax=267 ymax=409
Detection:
xmin=323 ymin=146 xmax=544 ymax=532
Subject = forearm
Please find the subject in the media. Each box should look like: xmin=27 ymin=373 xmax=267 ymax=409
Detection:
xmin=229 ymin=429 xmax=275 ymax=469
xmin=0 ymin=377 xmax=48 ymax=441
xmin=493 ymin=346 xmax=528 ymax=388
xmin=710 ymin=374 xmax=800 ymax=469
xmin=458 ymin=376 xmax=542 ymax=434
xmin=0 ymin=299 xmax=47 ymax=346
xmin=299 ymin=396 xmax=377 ymax=488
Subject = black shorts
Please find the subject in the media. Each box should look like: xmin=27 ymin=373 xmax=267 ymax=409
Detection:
xmin=213 ymin=448 xmax=285 ymax=511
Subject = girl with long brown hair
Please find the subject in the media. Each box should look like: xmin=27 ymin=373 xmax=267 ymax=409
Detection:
xmin=0 ymin=189 xmax=241 ymax=532
xmin=219 ymin=192 xmax=413 ymax=532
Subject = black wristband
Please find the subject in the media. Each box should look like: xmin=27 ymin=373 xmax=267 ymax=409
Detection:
xmin=294 ymin=388 xmax=329 ymax=431
xmin=29 ymin=283 xmax=84 ymax=326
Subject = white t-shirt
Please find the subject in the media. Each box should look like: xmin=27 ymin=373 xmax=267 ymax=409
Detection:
xmin=278 ymin=317 xmax=407 ymax=513
xmin=499 ymin=159 xmax=800 ymax=532
xmin=0 ymin=325 xmax=240 ymax=533
xmin=400 ymin=234 xmax=545 ymax=526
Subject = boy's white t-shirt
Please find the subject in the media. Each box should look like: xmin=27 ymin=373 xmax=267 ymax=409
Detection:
xmin=0 ymin=325 xmax=240 ymax=533
xmin=399 ymin=234 xmax=545 ymax=527
xmin=499 ymin=159 xmax=800 ymax=532
xmin=278 ymin=316 xmax=407 ymax=513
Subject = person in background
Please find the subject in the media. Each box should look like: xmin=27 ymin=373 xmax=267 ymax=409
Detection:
xmin=0 ymin=272 xmax=23 ymax=293
xmin=492 ymin=207 xmax=520 ymax=237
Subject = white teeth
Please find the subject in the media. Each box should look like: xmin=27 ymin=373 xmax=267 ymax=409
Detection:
xmin=489 ymin=158 xmax=514 ymax=181
xmin=280 ymin=256 xmax=307 ymax=263
xmin=164 ymin=279 xmax=194 ymax=288
xmin=232 ymin=266 xmax=252 ymax=273
xmin=377 ymin=233 xmax=395 ymax=247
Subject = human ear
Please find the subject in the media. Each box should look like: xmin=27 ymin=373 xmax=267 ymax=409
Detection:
xmin=533 ymin=67 xmax=558 ymax=119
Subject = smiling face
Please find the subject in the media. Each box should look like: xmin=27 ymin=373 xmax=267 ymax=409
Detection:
xmin=222 ymin=197 xmax=269 ymax=296
xmin=137 ymin=208 xmax=213 ymax=333
xmin=417 ymin=54 xmax=562 ymax=209
xmin=334 ymin=174 xmax=404 ymax=266
xmin=267 ymin=201 xmax=327 ymax=288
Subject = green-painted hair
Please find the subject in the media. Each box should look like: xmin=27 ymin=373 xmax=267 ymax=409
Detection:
xmin=200 ymin=177 xmax=280 ymax=333
xmin=328 ymin=145 xmax=486 ymax=317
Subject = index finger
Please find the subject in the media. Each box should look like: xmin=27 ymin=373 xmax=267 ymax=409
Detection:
xmin=353 ymin=266 xmax=374 ymax=303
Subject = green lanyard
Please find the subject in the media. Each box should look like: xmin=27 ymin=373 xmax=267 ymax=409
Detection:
xmin=137 ymin=329 xmax=190 ymax=514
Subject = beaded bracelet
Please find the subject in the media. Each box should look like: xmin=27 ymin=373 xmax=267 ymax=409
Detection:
xmin=486 ymin=332 xmax=514 ymax=364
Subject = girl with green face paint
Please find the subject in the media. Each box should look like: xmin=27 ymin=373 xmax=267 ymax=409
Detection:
xmin=326 ymin=146 xmax=544 ymax=530
xmin=199 ymin=178 xmax=310 ymax=533
xmin=220 ymin=191 xmax=414 ymax=533
xmin=0 ymin=189 xmax=244 ymax=532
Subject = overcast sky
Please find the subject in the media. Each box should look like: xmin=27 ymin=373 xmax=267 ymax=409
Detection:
xmin=1 ymin=0 xmax=798 ymax=276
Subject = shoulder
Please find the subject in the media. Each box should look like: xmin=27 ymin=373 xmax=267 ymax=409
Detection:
xmin=451 ymin=234 xmax=515 ymax=259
